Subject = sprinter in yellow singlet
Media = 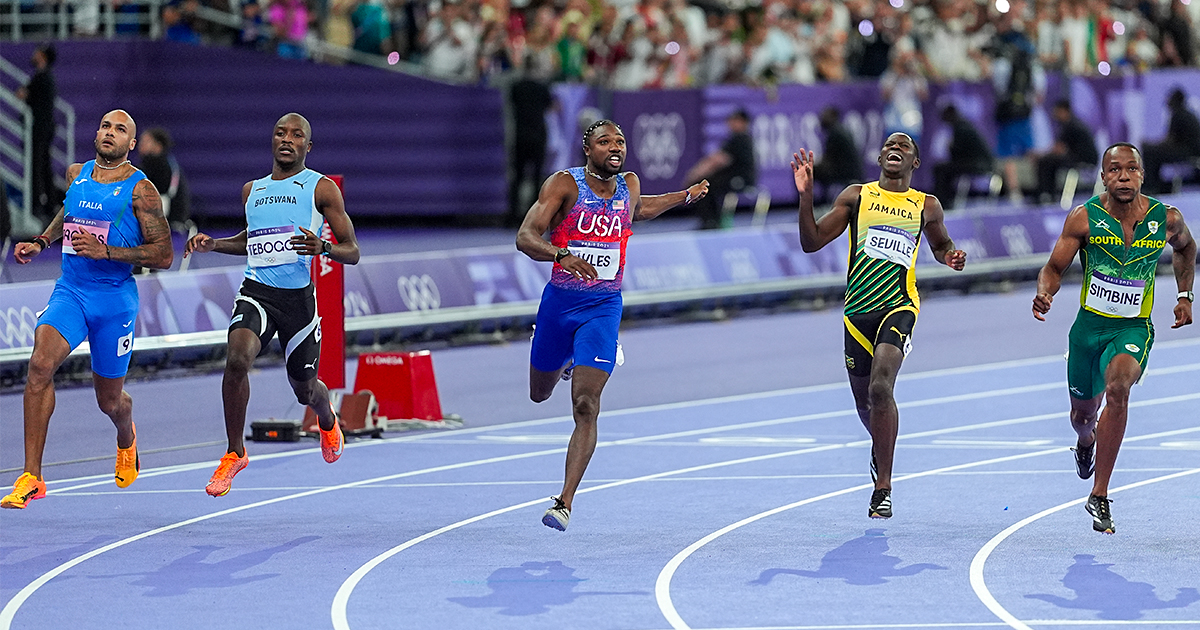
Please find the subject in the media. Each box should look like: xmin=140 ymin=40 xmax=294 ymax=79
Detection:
xmin=1033 ymin=142 xmax=1195 ymax=534
xmin=792 ymin=133 xmax=967 ymax=520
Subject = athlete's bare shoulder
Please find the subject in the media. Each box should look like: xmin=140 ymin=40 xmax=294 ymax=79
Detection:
xmin=240 ymin=180 xmax=255 ymax=204
xmin=66 ymin=162 xmax=84 ymax=181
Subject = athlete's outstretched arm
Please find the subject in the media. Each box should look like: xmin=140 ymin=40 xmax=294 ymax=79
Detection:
xmin=793 ymin=151 xmax=853 ymax=252
xmin=1166 ymin=205 xmax=1195 ymax=328
xmin=186 ymin=181 xmax=258 ymax=257
xmin=516 ymin=171 xmax=597 ymax=280
xmin=72 ymin=179 xmax=174 ymax=269
xmin=13 ymin=163 xmax=81 ymax=263
xmin=632 ymin=175 xmax=710 ymax=221
xmin=290 ymin=176 xmax=360 ymax=265
xmin=1033 ymin=203 xmax=1089 ymax=321
xmin=920 ymin=195 xmax=966 ymax=269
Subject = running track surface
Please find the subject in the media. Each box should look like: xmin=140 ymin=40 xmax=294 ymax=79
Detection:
xmin=1 ymin=280 xmax=1198 ymax=630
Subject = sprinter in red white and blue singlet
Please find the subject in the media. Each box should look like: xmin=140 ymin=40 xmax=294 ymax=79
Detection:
xmin=516 ymin=119 xmax=710 ymax=531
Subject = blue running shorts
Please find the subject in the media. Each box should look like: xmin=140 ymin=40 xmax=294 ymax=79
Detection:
xmin=37 ymin=280 xmax=139 ymax=379
xmin=530 ymin=284 xmax=622 ymax=375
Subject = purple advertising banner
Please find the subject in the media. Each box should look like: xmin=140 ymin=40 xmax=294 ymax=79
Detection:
xmin=703 ymin=83 xmax=887 ymax=205
xmin=4 ymin=196 xmax=1199 ymax=355
xmin=611 ymin=89 xmax=706 ymax=195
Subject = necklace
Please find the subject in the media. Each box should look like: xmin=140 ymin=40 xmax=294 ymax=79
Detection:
xmin=584 ymin=164 xmax=616 ymax=182
xmin=95 ymin=159 xmax=130 ymax=170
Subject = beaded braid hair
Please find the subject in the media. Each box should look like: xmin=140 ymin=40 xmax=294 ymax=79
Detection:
xmin=582 ymin=119 xmax=623 ymax=150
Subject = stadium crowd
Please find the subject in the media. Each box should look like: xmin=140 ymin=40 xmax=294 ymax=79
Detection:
xmin=150 ymin=0 xmax=1199 ymax=86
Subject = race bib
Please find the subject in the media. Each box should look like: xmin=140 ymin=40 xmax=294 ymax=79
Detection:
xmin=568 ymin=240 xmax=620 ymax=280
xmin=1085 ymin=271 xmax=1144 ymax=318
xmin=864 ymin=225 xmax=917 ymax=268
xmin=247 ymin=226 xmax=299 ymax=268
xmin=62 ymin=217 xmax=110 ymax=256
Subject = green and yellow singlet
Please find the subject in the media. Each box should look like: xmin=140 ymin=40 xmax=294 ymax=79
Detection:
xmin=1078 ymin=195 xmax=1168 ymax=319
xmin=844 ymin=182 xmax=926 ymax=316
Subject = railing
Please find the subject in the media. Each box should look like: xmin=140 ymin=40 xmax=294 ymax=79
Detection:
xmin=0 ymin=54 xmax=75 ymax=237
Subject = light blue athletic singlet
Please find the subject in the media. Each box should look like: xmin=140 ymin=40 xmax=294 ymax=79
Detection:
xmin=243 ymin=168 xmax=325 ymax=289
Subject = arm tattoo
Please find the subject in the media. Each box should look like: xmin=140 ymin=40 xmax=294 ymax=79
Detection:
xmin=105 ymin=180 xmax=175 ymax=269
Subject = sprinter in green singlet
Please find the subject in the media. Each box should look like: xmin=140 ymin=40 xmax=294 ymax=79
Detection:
xmin=792 ymin=134 xmax=967 ymax=520
xmin=1034 ymin=142 xmax=1195 ymax=534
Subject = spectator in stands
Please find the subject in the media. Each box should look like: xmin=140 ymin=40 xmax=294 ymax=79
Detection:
xmin=269 ymin=0 xmax=310 ymax=59
xmin=1159 ymin=0 xmax=1195 ymax=68
xmin=162 ymin=1 xmax=201 ymax=45
xmin=1033 ymin=99 xmax=1099 ymax=202
xmin=238 ymin=1 xmax=268 ymax=50
xmin=16 ymin=44 xmax=57 ymax=225
xmin=352 ymin=0 xmax=391 ymax=57
xmin=556 ymin=20 xmax=587 ymax=82
xmin=880 ymin=49 xmax=928 ymax=146
xmin=933 ymin=104 xmax=996 ymax=208
xmin=137 ymin=127 xmax=192 ymax=230
xmin=506 ymin=63 xmax=554 ymax=228
xmin=812 ymin=106 xmax=862 ymax=204
xmin=685 ymin=108 xmax=755 ymax=230
xmin=1143 ymin=88 xmax=1200 ymax=194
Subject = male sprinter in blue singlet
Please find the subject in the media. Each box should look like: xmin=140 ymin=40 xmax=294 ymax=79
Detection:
xmin=517 ymin=120 xmax=709 ymax=531
xmin=4 ymin=110 xmax=174 ymax=509
xmin=1033 ymin=143 xmax=1195 ymax=534
xmin=791 ymin=135 xmax=966 ymax=519
xmin=184 ymin=113 xmax=360 ymax=496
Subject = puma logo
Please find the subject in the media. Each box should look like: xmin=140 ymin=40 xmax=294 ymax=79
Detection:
xmin=304 ymin=360 xmax=317 ymax=370
xmin=293 ymin=180 xmax=306 ymax=189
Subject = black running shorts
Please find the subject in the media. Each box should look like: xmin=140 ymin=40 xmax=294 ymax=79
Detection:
xmin=843 ymin=306 xmax=917 ymax=377
xmin=229 ymin=279 xmax=321 ymax=382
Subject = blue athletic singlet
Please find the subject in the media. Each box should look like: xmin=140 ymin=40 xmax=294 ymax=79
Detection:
xmin=243 ymin=168 xmax=325 ymax=289
xmin=39 ymin=161 xmax=145 ymax=378
xmin=61 ymin=160 xmax=146 ymax=286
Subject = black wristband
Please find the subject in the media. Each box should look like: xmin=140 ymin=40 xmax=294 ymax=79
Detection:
xmin=32 ymin=235 xmax=49 ymax=250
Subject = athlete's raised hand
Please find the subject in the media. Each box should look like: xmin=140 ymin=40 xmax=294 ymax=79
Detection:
xmin=70 ymin=229 xmax=107 ymax=260
xmin=184 ymin=232 xmax=215 ymax=257
xmin=686 ymin=180 xmax=710 ymax=204
xmin=559 ymin=253 xmax=598 ymax=281
xmin=290 ymin=226 xmax=323 ymax=256
xmin=1032 ymin=291 xmax=1053 ymax=321
xmin=944 ymin=249 xmax=967 ymax=271
xmin=1173 ymin=299 xmax=1193 ymax=328
xmin=13 ymin=241 xmax=45 ymax=264
xmin=791 ymin=150 xmax=815 ymax=193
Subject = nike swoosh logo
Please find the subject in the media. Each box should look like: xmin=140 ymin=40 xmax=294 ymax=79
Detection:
xmin=123 ymin=320 xmax=134 ymax=328
xmin=594 ymin=357 xmax=612 ymax=363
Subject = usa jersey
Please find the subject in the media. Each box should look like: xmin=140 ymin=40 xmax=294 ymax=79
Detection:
xmin=548 ymin=167 xmax=632 ymax=293
xmin=243 ymin=168 xmax=325 ymax=289
xmin=61 ymin=160 xmax=146 ymax=287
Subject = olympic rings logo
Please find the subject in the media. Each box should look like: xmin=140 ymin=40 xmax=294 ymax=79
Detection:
xmin=634 ymin=113 xmax=685 ymax=180
xmin=0 ymin=306 xmax=39 ymax=348
xmin=397 ymin=274 xmax=441 ymax=311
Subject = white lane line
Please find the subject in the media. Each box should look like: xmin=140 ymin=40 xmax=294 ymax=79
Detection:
xmin=330 ymin=400 xmax=1200 ymax=630
xmin=653 ymin=424 xmax=1200 ymax=630
xmin=968 ymin=468 xmax=1200 ymax=630
xmin=3 ymin=372 xmax=1123 ymax=629
xmin=31 ymin=344 xmax=1199 ymax=489
xmin=45 ymin=467 xmax=1197 ymax=496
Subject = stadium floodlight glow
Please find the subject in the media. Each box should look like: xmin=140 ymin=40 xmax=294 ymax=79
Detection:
xmin=1098 ymin=61 xmax=1111 ymax=76
xmin=387 ymin=52 xmax=399 ymax=65
xmin=1113 ymin=21 xmax=1125 ymax=35
xmin=665 ymin=41 xmax=681 ymax=55
xmin=995 ymin=0 xmax=1010 ymax=13
xmin=858 ymin=20 xmax=874 ymax=37
xmin=889 ymin=0 xmax=903 ymax=7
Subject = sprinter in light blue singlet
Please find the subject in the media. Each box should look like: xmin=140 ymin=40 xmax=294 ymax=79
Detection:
xmin=4 ymin=110 xmax=174 ymax=510
xmin=185 ymin=113 xmax=361 ymax=498
xmin=516 ymin=119 xmax=709 ymax=531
